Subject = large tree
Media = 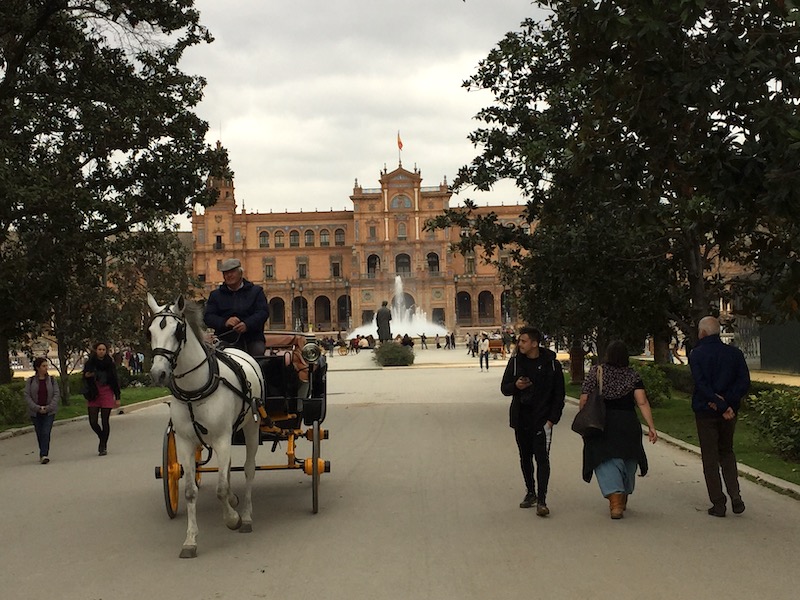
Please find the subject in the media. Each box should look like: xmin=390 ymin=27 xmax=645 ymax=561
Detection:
xmin=437 ymin=0 xmax=800 ymax=370
xmin=0 ymin=1 xmax=226 ymax=383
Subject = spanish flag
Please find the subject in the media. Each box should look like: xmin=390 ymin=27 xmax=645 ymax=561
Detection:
xmin=397 ymin=131 xmax=403 ymax=151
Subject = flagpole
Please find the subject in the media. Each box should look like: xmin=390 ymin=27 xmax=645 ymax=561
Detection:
xmin=397 ymin=130 xmax=402 ymax=167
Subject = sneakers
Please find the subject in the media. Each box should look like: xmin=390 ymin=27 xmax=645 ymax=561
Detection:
xmin=519 ymin=492 xmax=537 ymax=508
xmin=732 ymin=499 xmax=746 ymax=514
xmin=40 ymin=456 xmax=49 ymax=464
xmin=707 ymin=505 xmax=726 ymax=518
xmin=535 ymin=503 xmax=550 ymax=517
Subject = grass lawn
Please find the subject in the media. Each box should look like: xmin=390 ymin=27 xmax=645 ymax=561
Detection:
xmin=1 ymin=386 xmax=170 ymax=432
xmin=565 ymin=379 xmax=800 ymax=488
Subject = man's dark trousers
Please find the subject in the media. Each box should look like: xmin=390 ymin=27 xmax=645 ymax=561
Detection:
xmin=695 ymin=415 xmax=741 ymax=509
xmin=514 ymin=427 xmax=550 ymax=502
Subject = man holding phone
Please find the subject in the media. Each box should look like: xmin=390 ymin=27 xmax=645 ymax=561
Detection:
xmin=500 ymin=326 xmax=565 ymax=516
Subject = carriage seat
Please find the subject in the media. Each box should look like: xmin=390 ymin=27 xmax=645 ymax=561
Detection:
xmin=255 ymin=333 xmax=310 ymax=416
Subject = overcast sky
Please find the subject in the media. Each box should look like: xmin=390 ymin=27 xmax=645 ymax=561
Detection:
xmin=177 ymin=1 xmax=547 ymax=228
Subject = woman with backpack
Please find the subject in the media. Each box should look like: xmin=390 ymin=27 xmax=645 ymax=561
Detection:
xmin=24 ymin=357 xmax=60 ymax=464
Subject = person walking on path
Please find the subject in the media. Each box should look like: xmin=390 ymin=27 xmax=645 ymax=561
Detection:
xmin=579 ymin=341 xmax=658 ymax=519
xmin=500 ymin=326 xmax=565 ymax=516
xmin=689 ymin=316 xmax=750 ymax=517
xmin=82 ymin=342 xmax=121 ymax=456
xmin=24 ymin=357 xmax=60 ymax=464
xmin=376 ymin=300 xmax=392 ymax=343
xmin=479 ymin=333 xmax=490 ymax=371
xmin=204 ymin=258 xmax=269 ymax=356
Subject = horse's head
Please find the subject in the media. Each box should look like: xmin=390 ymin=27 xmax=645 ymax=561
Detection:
xmin=147 ymin=293 xmax=188 ymax=385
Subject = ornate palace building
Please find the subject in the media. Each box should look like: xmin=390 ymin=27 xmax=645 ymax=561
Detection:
xmin=191 ymin=161 xmax=524 ymax=333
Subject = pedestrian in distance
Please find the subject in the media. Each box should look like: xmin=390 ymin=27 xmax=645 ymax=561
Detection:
xmin=24 ymin=357 xmax=60 ymax=464
xmin=204 ymin=258 xmax=269 ymax=356
xmin=82 ymin=341 xmax=121 ymax=456
xmin=479 ymin=333 xmax=490 ymax=371
xmin=689 ymin=316 xmax=750 ymax=517
xmin=419 ymin=333 xmax=427 ymax=349
xmin=579 ymin=340 xmax=658 ymax=519
xmin=500 ymin=326 xmax=565 ymax=516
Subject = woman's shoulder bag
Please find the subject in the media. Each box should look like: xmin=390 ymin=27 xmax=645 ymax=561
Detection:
xmin=571 ymin=365 xmax=606 ymax=436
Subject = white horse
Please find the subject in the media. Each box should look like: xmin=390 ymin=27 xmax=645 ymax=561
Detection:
xmin=147 ymin=293 xmax=264 ymax=558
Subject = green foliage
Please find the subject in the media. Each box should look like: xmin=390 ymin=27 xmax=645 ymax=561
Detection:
xmin=0 ymin=385 xmax=26 ymax=428
xmin=0 ymin=1 xmax=228 ymax=383
xmin=631 ymin=362 xmax=671 ymax=408
xmin=431 ymin=1 xmax=800 ymax=357
xmin=373 ymin=343 xmax=415 ymax=367
xmin=653 ymin=363 xmax=696 ymax=395
xmin=747 ymin=390 xmax=800 ymax=460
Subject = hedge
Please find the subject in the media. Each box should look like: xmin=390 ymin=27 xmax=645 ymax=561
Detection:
xmin=746 ymin=390 xmax=800 ymax=461
xmin=373 ymin=343 xmax=415 ymax=367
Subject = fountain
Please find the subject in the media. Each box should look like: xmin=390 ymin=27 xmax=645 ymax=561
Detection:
xmin=348 ymin=276 xmax=450 ymax=339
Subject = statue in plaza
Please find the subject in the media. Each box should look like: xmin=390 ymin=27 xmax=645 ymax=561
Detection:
xmin=376 ymin=300 xmax=392 ymax=342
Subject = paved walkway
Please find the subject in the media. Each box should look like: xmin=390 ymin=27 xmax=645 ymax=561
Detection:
xmin=6 ymin=346 xmax=799 ymax=497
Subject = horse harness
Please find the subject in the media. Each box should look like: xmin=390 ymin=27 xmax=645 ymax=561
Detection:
xmin=151 ymin=308 xmax=266 ymax=453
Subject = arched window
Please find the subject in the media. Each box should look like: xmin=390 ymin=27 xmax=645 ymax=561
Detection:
xmin=289 ymin=230 xmax=300 ymax=247
xmin=395 ymin=253 xmax=411 ymax=274
xmin=391 ymin=194 xmax=412 ymax=209
xmin=367 ymin=254 xmax=380 ymax=278
xmin=478 ymin=291 xmax=495 ymax=319
xmin=320 ymin=229 xmax=330 ymax=246
xmin=397 ymin=222 xmax=407 ymax=241
xmin=259 ymin=231 xmax=269 ymax=248
xmin=304 ymin=230 xmax=315 ymax=247
xmin=427 ymin=252 xmax=439 ymax=272
xmin=274 ymin=231 xmax=285 ymax=248
xmin=334 ymin=228 xmax=345 ymax=246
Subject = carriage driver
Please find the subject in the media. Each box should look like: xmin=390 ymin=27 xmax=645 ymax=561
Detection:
xmin=204 ymin=258 xmax=269 ymax=356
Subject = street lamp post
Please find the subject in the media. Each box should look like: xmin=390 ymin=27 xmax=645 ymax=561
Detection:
xmin=453 ymin=275 xmax=459 ymax=328
xmin=344 ymin=279 xmax=351 ymax=330
xmin=290 ymin=280 xmax=299 ymax=331
xmin=299 ymin=283 xmax=305 ymax=331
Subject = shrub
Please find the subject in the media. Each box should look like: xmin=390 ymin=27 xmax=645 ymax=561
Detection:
xmin=0 ymin=385 xmax=27 ymax=428
xmin=373 ymin=343 xmax=414 ymax=367
xmin=746 ymin=390 xmax=800 ymax=460
xmin=654 ymin=363 xmax=695 ymax=395
xmin=631 ymin=361 xmax=670 ymax=408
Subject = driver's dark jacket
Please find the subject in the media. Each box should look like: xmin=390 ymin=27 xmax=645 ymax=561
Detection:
xmin=204 ymin=279 xmax=269 ymax=345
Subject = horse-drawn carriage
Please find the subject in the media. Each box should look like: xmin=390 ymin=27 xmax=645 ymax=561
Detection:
xmin=148 ymin=294 xmax=330 ymax=558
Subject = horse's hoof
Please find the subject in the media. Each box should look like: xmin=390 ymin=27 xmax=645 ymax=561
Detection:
xmin=227 ymin=514 xmax=242 ymax=531
xmin=229 ymin=494 xmax=239 ymax=508
xmin=179 ymin=546 xmax=197 ymax=559
xmin=239 ymin=523 xmax=252 ymax=534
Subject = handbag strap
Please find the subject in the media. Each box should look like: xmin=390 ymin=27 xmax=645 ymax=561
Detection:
xmin=597 ymin=364 xmax=603 ymax=394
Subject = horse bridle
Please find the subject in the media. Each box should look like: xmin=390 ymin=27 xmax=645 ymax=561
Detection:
xmin=150 ymin=309 xmax=188 ymax=372
xmin=149 ymin=308 xmax=264 ymax=446
xmin=150 ymin=309 xmax=219 ymax=399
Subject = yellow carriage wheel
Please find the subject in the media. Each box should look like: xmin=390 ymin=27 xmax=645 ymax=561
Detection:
xmin=162 ymin=424 xmax=181 ymax=519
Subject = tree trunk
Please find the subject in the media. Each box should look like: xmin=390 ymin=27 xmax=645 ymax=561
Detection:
xmin=0 ymin=335 xmax=10 ymax=384
xmin=56 ymin=330 xmax=71 ymax=405
xmin=568 ymin=340 xmax=587 ymax=384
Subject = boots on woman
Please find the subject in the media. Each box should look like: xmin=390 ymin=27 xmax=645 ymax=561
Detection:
xmin=608 ymin=493 xmax=625 ymax=519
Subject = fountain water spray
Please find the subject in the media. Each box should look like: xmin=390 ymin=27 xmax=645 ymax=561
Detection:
xmin=348 ymin=276 xmax=450 ymax=339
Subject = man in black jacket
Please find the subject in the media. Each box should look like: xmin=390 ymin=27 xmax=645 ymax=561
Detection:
xmin=204 ymin=258 xmax=269 ymax=355
xmin=689 ymin=315 xmax=750 ymax=517
xmin=500 ymin=326 xmax=565 ymax=516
